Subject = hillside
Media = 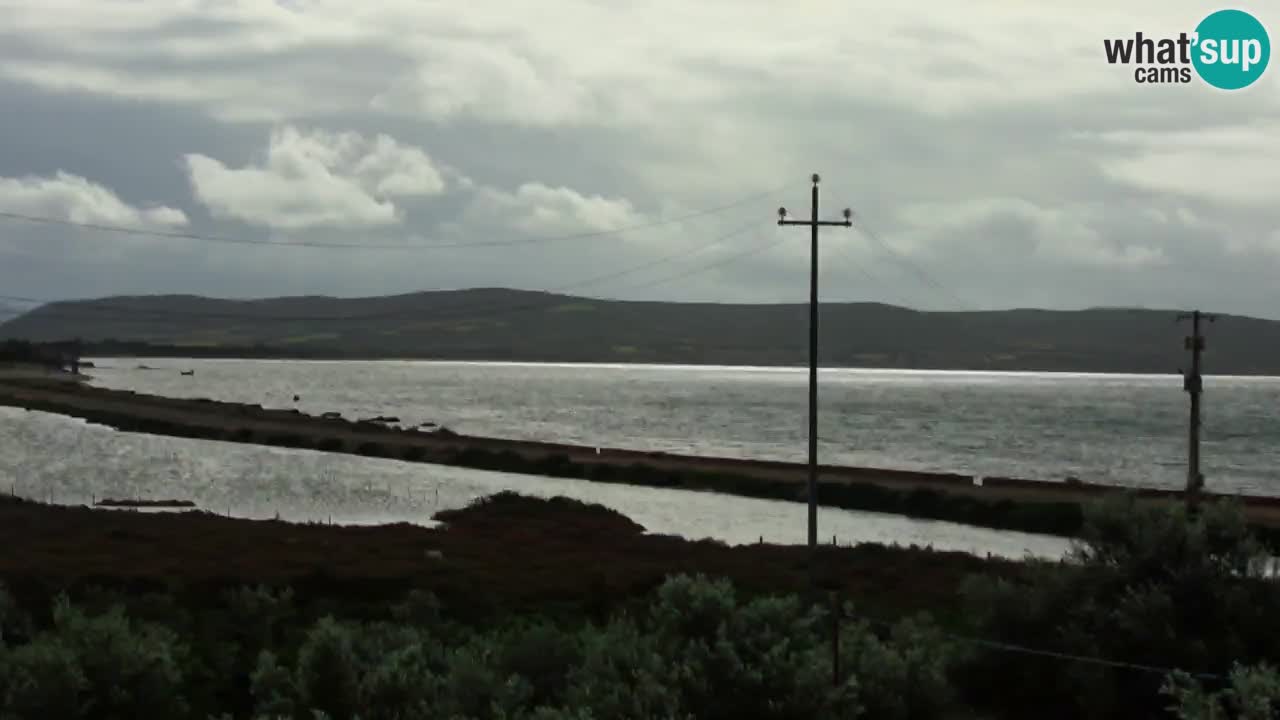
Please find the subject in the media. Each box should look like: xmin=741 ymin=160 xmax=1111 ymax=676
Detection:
xmin=0 ymin=302 xmax=21 ymax=324
xmin=1 ymin=288 xmax=1278 ymax=374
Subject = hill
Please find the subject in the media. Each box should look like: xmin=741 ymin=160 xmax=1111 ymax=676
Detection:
xmin=0 ymin=302 xmax=21 ymax=324
xmin=1 ymin=288 xmax=1277 ymax=374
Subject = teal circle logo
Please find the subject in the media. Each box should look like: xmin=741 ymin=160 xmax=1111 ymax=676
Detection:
xmin=1192 ymin=9 xmax=1270 ymax=90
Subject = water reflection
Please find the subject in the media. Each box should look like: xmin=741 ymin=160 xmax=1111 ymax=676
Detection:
xmin=0 ymin=408 xmax=1068 ymax=559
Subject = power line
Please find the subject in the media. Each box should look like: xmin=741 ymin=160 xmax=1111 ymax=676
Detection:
xmin=821 ymin=234 xmax=923 ymax=311
xmin=0 ymin=182 xmax=792 ymax=252
xmin=938 ymin=628 xmax=1220 ymax=681
xmin=0 ymin=223 xmax=764 ymax=325
xmin=847 ymin=210 xmax=978 ymax=311
xmin=610 ymin=229 xmax=788 ymax=293
xmin=843 ymin=609 xmax=1221 ymax=682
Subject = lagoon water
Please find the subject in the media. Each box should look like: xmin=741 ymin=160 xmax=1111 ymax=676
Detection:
xmin=0 ymin=407 xmax=1068 ymax=558
xmin=85 ymin=359 xmax=1280 ymax=494
xmin=4 ymin=359 xmax=1278 ymax=558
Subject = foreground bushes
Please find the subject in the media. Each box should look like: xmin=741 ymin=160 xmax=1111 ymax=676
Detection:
xmin=0 ymin=575 xmax=935 ymax=719
xmin=3 ymin=493 xmax=1280 ymax=719
xmin=960 ymin=496 xmax=1280 ymax=719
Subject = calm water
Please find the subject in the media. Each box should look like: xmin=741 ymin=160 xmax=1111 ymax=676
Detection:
xmin=0 ymin=408 xmax=1068 ymax=558
xmin=86 ymin=359 xmax=1280 ymax=495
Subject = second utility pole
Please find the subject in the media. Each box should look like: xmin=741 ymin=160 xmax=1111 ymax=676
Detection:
xmin=778 ymin=174 xmax=853 ymax=550
xmin=1177 ymin=309 xmax=1215 ymax=509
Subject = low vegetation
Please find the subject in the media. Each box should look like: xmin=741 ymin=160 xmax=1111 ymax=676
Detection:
xmin=1 ymin=492 xmax=1278 ymax=718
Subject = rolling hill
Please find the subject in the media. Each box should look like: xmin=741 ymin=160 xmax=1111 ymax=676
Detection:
xmin=0 ymin=302 xmax=22 ymax=325
xmin=1 ymin=288 xmax=1278 ymax=374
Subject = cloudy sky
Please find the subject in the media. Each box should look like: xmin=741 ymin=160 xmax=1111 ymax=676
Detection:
xmin=0 ymin=0 xmax=1277 ymax=318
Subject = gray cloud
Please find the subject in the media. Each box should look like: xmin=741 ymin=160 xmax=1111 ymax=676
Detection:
xmin=0 ymin=0 xmax=1277 ymax=320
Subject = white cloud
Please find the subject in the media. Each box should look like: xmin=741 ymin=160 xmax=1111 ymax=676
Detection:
xmin=4 ymin=0 xmax=1268 ymax=129
xmin=183 ymin=126 xmax=447 ymax=229
xmin=896 ymin=197 xmax=1166 ymax=269
xmin=1087 ymin=125 xmax=1280 ymax=207
xmin=3 ymin=0 xmax=1280 ymax=316
xmin=461 ymin=183 xmax=645 ymax=237
xmin=0 ymin=171 xmax=188 ymax=228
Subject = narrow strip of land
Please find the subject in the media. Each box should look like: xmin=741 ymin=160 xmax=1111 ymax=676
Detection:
xmin=0 ymin=493 xmax=997 ymax=618
xmin=3 ymin=378 xmax=1277 ymax=536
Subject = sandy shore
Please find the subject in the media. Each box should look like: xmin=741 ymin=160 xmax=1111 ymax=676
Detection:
xmin=3 ymin=377 xmax=1277 ymax=530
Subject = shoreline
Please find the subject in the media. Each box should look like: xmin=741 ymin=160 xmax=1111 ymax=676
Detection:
xmin=88 ymin=354 xmax=1280 ymax=380
xmin=0 ymin=492 xmax=1004 ymax=619
xmin=3 ymin=377 xmax=1279 ymax=539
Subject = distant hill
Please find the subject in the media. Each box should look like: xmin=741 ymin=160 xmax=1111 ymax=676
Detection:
xmin=0 ymin=302 xmax=21 ymax=324
xmin=1 ymin=288 xmax=1277 ymax=374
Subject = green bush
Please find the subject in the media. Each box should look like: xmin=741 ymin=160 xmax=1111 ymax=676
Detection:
xmin=357 ymin=642 xmax=443 ymax=720
xmin=250 ymin=649 xmax=295 ymax=719
xmin=564 ymin=620 xmax=688 ymax=720
xmin=295 ymin=617 xmax=360 ymax=720
xmin=3 ymin=597 xmax=190 ymax=720
xmin=959 ymin=495 xmax=1280 ymax=719
xmin=496 ymin=622 xmax=583 ymax=708
xmin=0 ymin=638 xmax=87 ymax=719
xmin=24 ymin=516 xmax=1280 ymax=720
xmin=837 ymin=614 xmax=957 ymax=720
xmin=646 ymin=575 xmax=865 ymax=720
xmin=1163 ymin=663 xmax=1280 ymax=720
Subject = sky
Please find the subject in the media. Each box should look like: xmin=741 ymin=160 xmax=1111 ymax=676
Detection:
xmin=0 ymin=0 xmax=1277 ymax=318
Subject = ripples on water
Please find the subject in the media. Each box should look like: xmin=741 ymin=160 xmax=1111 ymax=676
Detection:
xmin=0 ymin=408 xmax=1067 ymax=558
xmin=86 ymin=359 xmax=1280 ymax=494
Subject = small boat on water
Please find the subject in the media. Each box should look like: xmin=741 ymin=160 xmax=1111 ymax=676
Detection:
xmin=180 ymin=370 xmax=195 ymax=376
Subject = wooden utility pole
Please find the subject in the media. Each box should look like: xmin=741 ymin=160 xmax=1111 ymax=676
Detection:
xmin=777 ymin=174 xmax=853 ymax=551
xmin=1177 ymin=310 xmax=1215 ymax=508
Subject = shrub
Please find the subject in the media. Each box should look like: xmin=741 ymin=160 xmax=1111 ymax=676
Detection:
xmin=250 ymin=649 xmax=296 ymax=718
xmin=496 ymin=622 xmax=583 ymax=708
xmin=442 ymin=639 xmax=533 ymax=719
xmin=838 ymin=613 xmax=957 ymax=720
xmin=224 ymin=586 xmax=296 ymax=652
xmin=355 ymin=442 xmax=388 ymax=458
xmin=0 ymin=637 xmax=87 ymax=719
xmin=564 ymin=620 xmax=686 ymax=720
xmin=295 ymin=617 xmax=359 ymax=720
xmin=646 ymin=575 xmax=859 ymax=720
xmin=959 ymin=495 xmax=1280 ymax=719
xmin=0 ymin=581 xmax=16 ymax=646
xmin=1163 ymin=663 xmax=1280 ymax=720
xmin=46 ymin=597 xmax=188 ymax=720
xmin=357 ymin=642 xmax=444 ymax=719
